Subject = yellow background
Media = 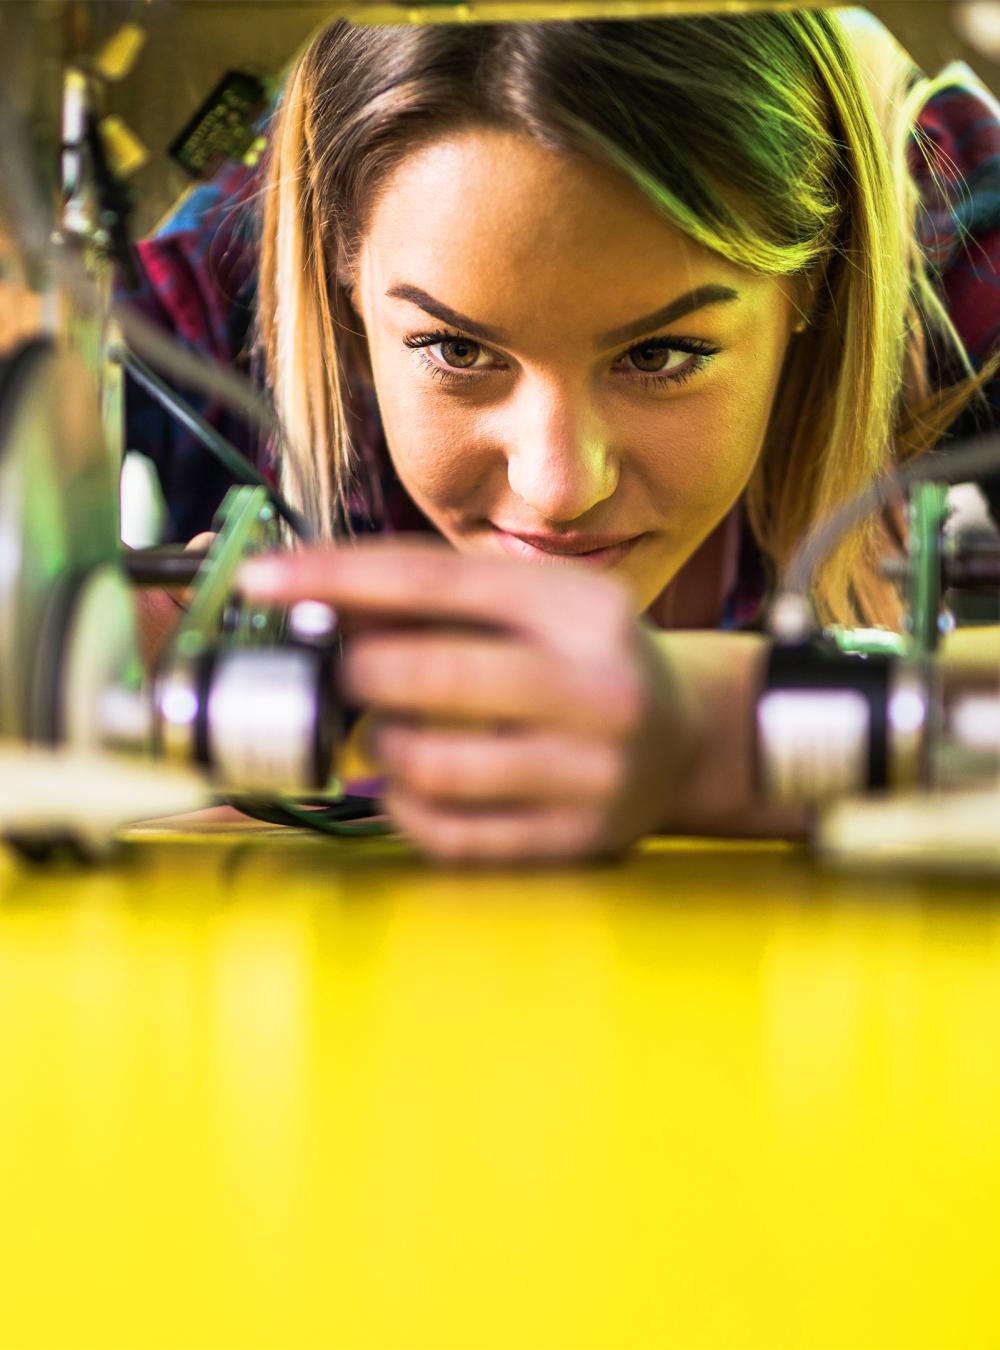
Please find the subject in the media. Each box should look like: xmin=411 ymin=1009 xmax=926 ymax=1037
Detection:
xmin=0 ymin=830 xmax=998 ymax=1348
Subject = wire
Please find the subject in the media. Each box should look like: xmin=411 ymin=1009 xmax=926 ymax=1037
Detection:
xmin=774 ymin=431 xmax=1000 ymax=636
xmin=0 ymin=54 xmax=315 ymax=543
xmin=231 ymin=795 xmax=393 ymax=837
xmin=112 ymin=301 xmax=287 ymax=456
xmin=114 ymin=343 xmax=314 ymax=540
xmin=0 ymin=32 xmax=382 ymax=845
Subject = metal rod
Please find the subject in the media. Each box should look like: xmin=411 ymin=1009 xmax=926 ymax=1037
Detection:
xmin=123 ymin=547 xmax=208 ymax=587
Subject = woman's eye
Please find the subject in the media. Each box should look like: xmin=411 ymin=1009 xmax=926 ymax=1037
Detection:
xmin=624 ymin=343 xmax=691 ymax=375
xmin=433 ymin=338 xmax=489 ymax=370
xmin=404 ymin=329 xmax=717 ymax=388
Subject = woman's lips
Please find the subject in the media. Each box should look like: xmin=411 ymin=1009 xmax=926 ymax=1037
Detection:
xmin=491 ymin=526 xmax=644 ymax=567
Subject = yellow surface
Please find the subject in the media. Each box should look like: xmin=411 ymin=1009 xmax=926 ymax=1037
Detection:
xmin=1 ymin=829 xmax=999 ymax=1350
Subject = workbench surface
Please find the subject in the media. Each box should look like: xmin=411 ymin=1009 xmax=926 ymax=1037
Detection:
xmin=1 ymin=826 xmax=997 ymax=1350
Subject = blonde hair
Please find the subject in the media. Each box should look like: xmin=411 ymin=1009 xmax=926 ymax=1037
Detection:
xmin=259 ymin=11 xmax=998 ymax=625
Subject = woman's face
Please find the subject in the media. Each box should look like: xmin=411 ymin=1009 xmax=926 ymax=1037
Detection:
xmin=351 ymin=127 xmax=800 ymax=612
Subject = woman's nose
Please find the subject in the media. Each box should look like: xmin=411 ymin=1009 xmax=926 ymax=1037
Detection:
xmin=505 ymin=386 xmax=619 ymax=522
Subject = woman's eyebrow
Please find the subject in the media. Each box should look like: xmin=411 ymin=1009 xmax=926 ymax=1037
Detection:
xmin=385 ymin=281 xmax=739 ymax=348
xmin=386 ymin=284 xmax=509 ymax=344
xmin=594 ymin=284 xmax=740 ymax=348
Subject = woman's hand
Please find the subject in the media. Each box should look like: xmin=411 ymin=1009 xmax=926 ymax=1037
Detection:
xmin=240 ymin=539 xmax=706 ymax=863
xmin=134 ymin=532 xmax=218 ymax=669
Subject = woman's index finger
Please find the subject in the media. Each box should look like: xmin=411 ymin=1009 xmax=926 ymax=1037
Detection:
xmin=238 ymin=539 xmax=631 ymax=662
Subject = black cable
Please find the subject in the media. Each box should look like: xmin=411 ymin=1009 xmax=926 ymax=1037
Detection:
xmin=83 ymin=109 xmax=138 ymax=289
xmin=113 ymin=302 xmax=287 ymax=452
xmin=0 ymin=54 xmax=381 ymax=844
xmin=232 ymin=795 xmax=392 ymax=837
xmin=774 ymin=431 xmax=1000 ymax=637
xmin=114 ymin=343 xmax=314 ymax=541
xmin=0 ymin=48 xmax=314 ymax=545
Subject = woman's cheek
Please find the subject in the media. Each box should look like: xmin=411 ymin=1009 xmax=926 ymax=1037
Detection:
xmin=687 ymin=334 xmax=793 ymax=504
xmin=375 ymin=370 xmax=494 ymax=512
xmin=634 ymin=379 xmax=769 ymax=525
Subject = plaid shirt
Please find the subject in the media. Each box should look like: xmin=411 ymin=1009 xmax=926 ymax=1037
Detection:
xmin=120 ymin=73 xmax=1000 ymax=621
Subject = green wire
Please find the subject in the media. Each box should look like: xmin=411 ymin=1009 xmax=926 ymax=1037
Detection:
xmin=231 ymin=797 xmax=394 ymax=838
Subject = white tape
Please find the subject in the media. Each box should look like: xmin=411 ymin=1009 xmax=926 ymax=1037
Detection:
xmin=206 ymin=648 xmax=327 ymax=793
xmin=758 ymin=689 xmax=870 ymax=802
